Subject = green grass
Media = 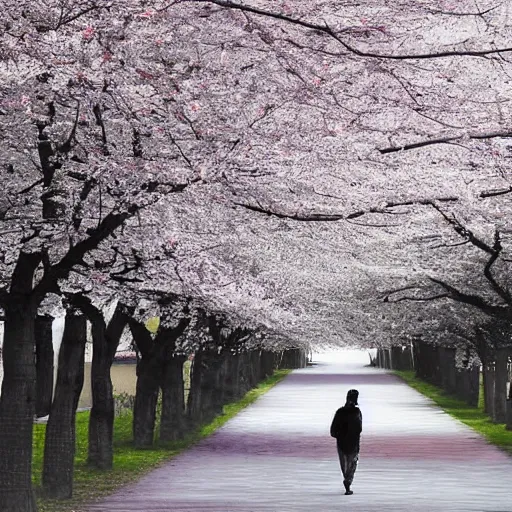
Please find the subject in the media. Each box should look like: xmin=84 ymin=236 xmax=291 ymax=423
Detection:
xmin=394 ymin=370 xmax=512 ymax=455
xmin=35 ymin=369 xmax=291 ymax=512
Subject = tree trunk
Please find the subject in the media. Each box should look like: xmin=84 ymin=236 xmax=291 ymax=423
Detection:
xmin=391 ymin=346 xmax=401 ymax=370
xmin=130 ymin=315 xmax=190 ymax=447
xmin=506 ymin=363 xmax=512 ymax=430
xmin=249 ymin=350 xmax=261 ymax=386
xmin=230 ymin=353 xmax=243 ymax=401
xmin=482 ymin=363 xmax=489 ymax=413
xmin=160 ymin=355 xmax=187 ymax=442
xmin=129 ymin=318 xmax=160 ymax=448
xmin=484 ymin=362 xmax=495 ymax=417
xmin=506 ymin=401 xmax=512 ymax=430
xmin=214 ymin=352 xmax=230 ymax=410
xmin=413 ymin=341 xmax=422 ymax=377
xmin=427 ymin=344 xmax=438 ymax=384
xmin=187 ymin=351 xmax=203 ymax=427
xmin=424 ymin=344 xmax=433 ymax=381
xmin=0 ymin=252 xmax=41 ymax=512
xmin=261 ymin=350 xmax=275 ymax=378
xmin=86 ymin=303 xmax=128 ymax=469
xmin=236 ymin=352 xmax=248 ymax=396
xmin=280 ymin=349 xmax=297 ymax=369
xmin=385 ymin=349 xmax=391 ymax=369
xmin=467 ymin=364 xmax=480 ymax=407
xmin=221 ymin=353 xmax=236 ymax=403
xmin=407 ymin=343 xmax=415 ymax=371
xmin=198 ymin=350 xmax=225 ymax=425
xmin=440 ymin=347 xmax=457 ymax=395
xmin=427 ymin=345 xmax=438 ymax=385
xmin=42 ymin=312 xmax=87 ymax=499
xmin=493 ymin=349 xmax=508 ymax=423
xmin=35 ymin=315 xmax=54 ymax=418
xmin=133 ymin=356 xmax=160 ymax=447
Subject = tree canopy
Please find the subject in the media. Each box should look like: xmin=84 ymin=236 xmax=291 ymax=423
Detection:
xmin=2 ymin=0 xmax=512 ymax=348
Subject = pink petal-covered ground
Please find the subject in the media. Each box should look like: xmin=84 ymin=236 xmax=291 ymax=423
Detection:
xmin=87 ymin=350 xmax=512 ymax=512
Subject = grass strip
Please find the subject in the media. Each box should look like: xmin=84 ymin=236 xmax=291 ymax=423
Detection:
xmin=35 ymin=369 xmax=291 ymax=512
xmin=394 ymin=370 xmax=512 ymax=455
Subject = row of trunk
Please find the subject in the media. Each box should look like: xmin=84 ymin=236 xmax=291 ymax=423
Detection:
xmin=375 ymin=343 xmax=512 ymax=429
xmin=376 ymin=343 xmax=480 ymax=406
xmin=2 ymin=289 xmax=310 ymax=511
xmin=375 ymin=346 xmax=414 ymax=371
xmin=150 ymin=346 xmax=307 ymax=445
xmin=32 ymin=309 xmax=309 ymax=500
xmin=412 ymin=343 xmax=480 ymax=407
xmin=481 ymin=348 xmax=512 ymax=429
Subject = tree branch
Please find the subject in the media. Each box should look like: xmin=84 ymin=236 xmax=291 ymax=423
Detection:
xmin=480 ymin=186 xmax=512 ymax=198
xmin=428 ymin=202 xmax=494 ymax=254
xmin=33 ymin=206 xmax=138 ymax=299
xmin=189 ymin=0 xmax=512 ymax=60
xmin=426 ymin=5 xmax=501 ymax=17
xmin=93 ymin=103 xmax=109 ymax=155
xmin=234 ymin=196 xmax=458 ymax=222
xmin=128 ymin=317 xmax=154 ymax=357
xmin=233 ymin=202 xmax=344 ymax=221
xmin=483 ymin=230 xmax=512 ymax=303
xmin=428 ymin=207 xmax=512 ymax=306
xmin=429 ymin=277 xmax=510 ymax=316
xmin=347 ymin=197 xmax=458 ymax=219
xmin=57 ymin=101 xmax=80 ymax=154
xmin=379 ymin=131 xmax=512 ymax=154
xmin=17 ymin=178 xmax=44 ymax=195
xmin=384 ymin=292 xmax=449 ymax=302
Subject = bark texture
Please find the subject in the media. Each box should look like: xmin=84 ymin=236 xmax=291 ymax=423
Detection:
xmin=84 ymin=302 xmax=129 ymax=468
xmin=131 ymin=316 xmax=190 ymax=447
xmin=0 ymin=252 xmax=41 ymax=512
xmin=493 ymin=348 xmax=508 ymax=423
xmin=42 ymin=312 xmax=87 ymax=499
xmin=160 ymin=354 xmax=187 ymax=442
xmin=131 ymin=320 xmax=160 ymax=448
xmin=35 ymin=315 xmax=54 ymax=418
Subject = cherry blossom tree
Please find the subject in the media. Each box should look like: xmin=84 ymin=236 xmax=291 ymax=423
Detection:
xmin=0 ymin=2 xmax=203 ymax=508
xmin=3 ymin=0 xmax=512 ymax=509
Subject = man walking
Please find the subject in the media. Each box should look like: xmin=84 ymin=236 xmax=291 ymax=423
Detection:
xmin=330 ymin=389 xmax=362 ymax=495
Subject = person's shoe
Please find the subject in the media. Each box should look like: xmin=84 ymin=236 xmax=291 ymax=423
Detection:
xmin=344 ymin=490 xmax=354 ymax=495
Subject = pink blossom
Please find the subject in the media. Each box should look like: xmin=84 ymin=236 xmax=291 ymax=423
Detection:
xmin=281 ymin=2 xmax=292 ymax=15
xmin=136 ymin=68 xmax=154 ymax=79
xmin=83 ymin=26 xmax=94 ymax=40
xmin=92 ymin=272 xmax=107 ymax=283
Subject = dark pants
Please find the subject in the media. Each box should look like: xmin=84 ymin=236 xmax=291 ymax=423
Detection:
xmin=336 ymin=445 xmax=359 ymax=487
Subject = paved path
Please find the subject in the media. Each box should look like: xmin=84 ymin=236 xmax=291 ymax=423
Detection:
xmin=88 ymin=350 xmax=512 ymax=512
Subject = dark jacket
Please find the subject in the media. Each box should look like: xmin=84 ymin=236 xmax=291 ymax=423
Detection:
xmin=330 ymin=404 xmax=362 ymax=454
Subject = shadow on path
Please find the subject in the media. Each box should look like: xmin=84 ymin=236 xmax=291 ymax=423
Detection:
xmin=284 ymin=372 xmax=399 ymax=386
